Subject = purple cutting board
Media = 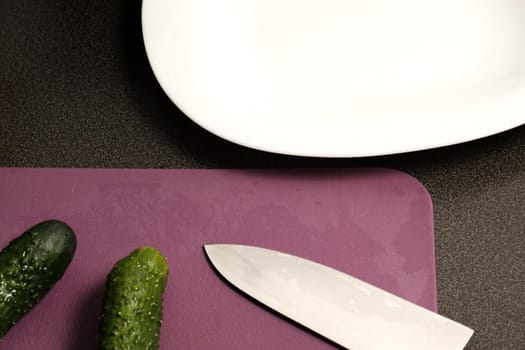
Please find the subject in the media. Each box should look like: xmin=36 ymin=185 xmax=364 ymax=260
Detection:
xmin=0 ymin=168 xmax=436 ymax=349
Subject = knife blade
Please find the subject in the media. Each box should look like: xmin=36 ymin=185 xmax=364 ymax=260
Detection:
xmin=204 ymin=244 xmax=473 ymax=350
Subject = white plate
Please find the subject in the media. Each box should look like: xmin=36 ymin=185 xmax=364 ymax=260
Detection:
xmin=142 ymin=0 xmax=525 ymax=157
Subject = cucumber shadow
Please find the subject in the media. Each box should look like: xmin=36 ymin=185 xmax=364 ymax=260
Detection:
xmin=66 ymin=279 xmax=105 ymax=350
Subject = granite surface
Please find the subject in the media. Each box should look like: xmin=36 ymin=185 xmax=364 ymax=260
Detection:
xmin=0 ymin=0 xmax=524 ymax=349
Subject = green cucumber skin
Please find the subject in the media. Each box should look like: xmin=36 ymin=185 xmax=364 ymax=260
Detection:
xmin=98 ymin=247 xmax=169 ymax=350
xmin=0 ymin=220 xmax=77 ymax=338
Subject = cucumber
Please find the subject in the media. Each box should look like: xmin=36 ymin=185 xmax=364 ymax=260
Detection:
xmin=0 ymin=220 xmax=77 ymax=338
xmin=98 ymin=246 xmax=169 ymax=350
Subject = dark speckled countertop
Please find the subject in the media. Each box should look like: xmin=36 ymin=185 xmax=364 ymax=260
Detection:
xmin=1 ymin=1 xmax=524 ymax=349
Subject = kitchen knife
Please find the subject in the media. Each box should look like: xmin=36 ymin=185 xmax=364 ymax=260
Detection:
xmin=204 ymin=244 xmax=473 ymax=350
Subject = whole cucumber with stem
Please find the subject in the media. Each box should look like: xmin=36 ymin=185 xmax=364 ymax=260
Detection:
xmin=0 ymin=220 xmax=77 ymax=338
xmin=98 ymin=246 xmax=169 ymax=350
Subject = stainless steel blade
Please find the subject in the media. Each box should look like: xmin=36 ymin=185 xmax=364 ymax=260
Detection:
xmin=204 ymin=244 xmax=473 ymax=350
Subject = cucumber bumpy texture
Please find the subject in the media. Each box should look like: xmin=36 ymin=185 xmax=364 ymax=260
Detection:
xmin=0 ymin=220 xmax=77 ymax=338
xmin=98 ymin=246 xmax=169 ymax=350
